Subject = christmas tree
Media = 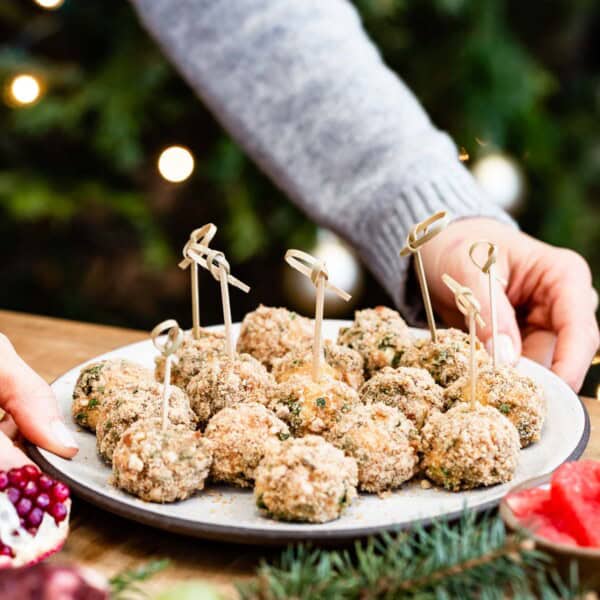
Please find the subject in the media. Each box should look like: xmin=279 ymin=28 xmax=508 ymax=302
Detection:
xmin=1 ymin=0 xmax=598 ymax=328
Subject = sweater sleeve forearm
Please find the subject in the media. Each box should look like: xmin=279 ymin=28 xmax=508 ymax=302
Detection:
xmin=130 ymin=0 xmax=515 ymax=320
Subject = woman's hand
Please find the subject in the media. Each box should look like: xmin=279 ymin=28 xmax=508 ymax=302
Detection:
xmin=0 ymin=334 xmax=78 ymax=470
xmin=421 ymin=218 xmax=599 ymax=392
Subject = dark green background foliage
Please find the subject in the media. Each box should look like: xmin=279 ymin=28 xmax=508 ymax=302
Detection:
xmin=0 ymin=0 xmax=598 ymax=329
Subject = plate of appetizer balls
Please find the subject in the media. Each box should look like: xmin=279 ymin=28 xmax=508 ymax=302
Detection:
xmin=29 ymin=305 xmax=589 ymax=543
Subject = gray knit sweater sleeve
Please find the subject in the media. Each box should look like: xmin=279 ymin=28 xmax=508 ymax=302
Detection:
xmin=130 ymin=0 xmax=515 ymax=319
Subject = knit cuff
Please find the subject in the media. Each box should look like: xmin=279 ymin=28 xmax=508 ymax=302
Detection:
xmin=353 ymin=165 xmax=517 ymax=325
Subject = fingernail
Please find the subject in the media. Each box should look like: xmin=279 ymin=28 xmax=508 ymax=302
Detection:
xmin=50 ymin=419 xmax=78 ymax=450
xmin=485 ymin=334 xmax=517 ymax=366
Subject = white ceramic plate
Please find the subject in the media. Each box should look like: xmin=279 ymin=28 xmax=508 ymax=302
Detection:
xmin=28 ymin=321 xmax=589 ymax=544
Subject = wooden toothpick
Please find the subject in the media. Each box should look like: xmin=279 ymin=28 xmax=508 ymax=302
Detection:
xmin=400 ymin=211 xmax=448 ymax=343
xmin=469 ymin=241 xmax=507 ymax=369
xmin=186 ymin=245 xmax=250 ymax=360
xmin=441 ymin=274 xmax=485 ymax=407
xmin=178 ymin=224 xmax=217 ymax=340
xmin=285 ymin=249 xmax=351 ymax=381
xmin=151 ymin=319 xmax=184 ymax=430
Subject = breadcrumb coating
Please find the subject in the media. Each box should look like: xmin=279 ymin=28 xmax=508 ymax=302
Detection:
xmin=186 ymin=353 xmax=275 ymax=424
xmin=359 ymin=367 xmax=444 ymax=429
xmin=337 ymin=306 xmax=413 ymax=376
xmin=236 ymin=305 xmax=314 ymax=370
xmin=269 ymin=373 xmax=360 ymax=437
xmin=421 ymin=403 xmax=520 ymax=491
xmin=155 ymin=330 xmax=225 ymax=389
xmin=112 ymin=418 xmax=212 ymax=503
xmin=72 ymin=359 xmax=153 ymax=432
xmin=399 ymin=329 xmax=490 ymax=388
xmin=327 ymin=403 xmax=419 ymax=493
xmin=272 ymin=340 xmax=364 ymax=390
xmin=96 ymin=381 xmax=196 ymax=463
xmin=254 ymin=435 xmax=358 ymax=523
xmin=204 ymin=403 xmax=290 ymax=487
xmin=444 ymin=365 xmax=545 ymax=448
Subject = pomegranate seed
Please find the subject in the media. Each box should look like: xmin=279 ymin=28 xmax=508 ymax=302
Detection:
xmin=6 ymin=487 xmax=20 ymax=505
xmin=22 ymin=465 xmax=40 ymax=479
xmin=16 ymin=498 xmax=32 ymax=517
xmin=0 ymin=545 xmax=13 ymax=557
xmin=27 ymin=507 xmax=44 ymax=528
xmin=51 ymin=482 xmax=70 ymax=503
xmin=22 ymin=480 xmax=38 ymax=498
xmin=50 ymin=502 xmax=68 ymax=522
xmin=36 ymin=493 xmax=50 ymax=509
xmin=38 ymin=475 xmax=53 ymax=491
xmin=0 ymin=472 xmax=8 ymax=491
xmin=8 ymin=469 xmax=25 ymax=489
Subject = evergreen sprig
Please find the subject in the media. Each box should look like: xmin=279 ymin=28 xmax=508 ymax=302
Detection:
xmin=238 ymin=512 xmax=578 ymax=599
xmin=109 ymin=559 xmax=170 ymax=600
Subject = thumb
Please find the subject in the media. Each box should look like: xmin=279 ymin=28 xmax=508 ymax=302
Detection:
xmin=474 ymin=278 xmax=522 ymax=366
xmin=0 ymin=334 xmax=78 ymax=459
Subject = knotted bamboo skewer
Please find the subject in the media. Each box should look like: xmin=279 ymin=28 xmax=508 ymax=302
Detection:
xmin=442 ymin=275 xmax=485 ymax=407
xmin=469 ymin=241 xmax=508 ymax=369
xmin=285 ymin=249 xmax=351 ymax=381
xmin=400 ymin=211 xmax=448 ymax=343
xmin=185 ymin=244 xmax=250 ymax=360
xmin=178 ymin=224 xmax=217 ymax=340
xmin=151 ymin=319 xmax=184 ymax=430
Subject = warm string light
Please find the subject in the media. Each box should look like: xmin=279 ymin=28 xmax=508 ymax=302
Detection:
xmin=6 ymin=74 xmax=42 ymax=106
xmin=33 ymin=0 xmax=65 ymax=9
xmin=157 ymin=146 xmax=195 ymax=183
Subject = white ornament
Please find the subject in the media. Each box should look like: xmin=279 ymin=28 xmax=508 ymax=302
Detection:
xmin=472 ymin=153 xmax=524 ymax=212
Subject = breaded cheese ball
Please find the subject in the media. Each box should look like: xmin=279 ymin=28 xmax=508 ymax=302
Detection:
xmin=270 ymin=373 xmax=360 ymax=437
xmin=236 ymin=305 xmax=314 ymax=370
xmin=359 ymin=367 xmax=444 ymax=429
xmin=444 ymin=365 xmax=545 ymax=448
xmin=112 ymin=418 xmax=212 ymax=503
xmin=327 ymin=403 xmax=419 ymax=493
xmin=421 ymin=403 xmax=520 ymax=491
xmin=155 ymin=329 xmax=225 ymax=389
xmin=337 ymin=306 xmax=413 ymax=376
xmin=272 ymin=340 xmax=364 ymax=390
xmin=96 ymin=381 xmax=196 ymax=463
xmin=399 ymin=328 xmax=490 ymax=388
xmin=254 ymin=435 xmax=358 ymax=523
xmin=186 ymin=353 xmax=275 ymax=424
xmin=72 ymin=359 xmax=153 ymax=432
xmin=204 ymin=403 xmax=290 ymax=487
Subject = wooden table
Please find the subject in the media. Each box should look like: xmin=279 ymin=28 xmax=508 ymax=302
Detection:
xmin=0 ymin=310 xmax=598 ymax=597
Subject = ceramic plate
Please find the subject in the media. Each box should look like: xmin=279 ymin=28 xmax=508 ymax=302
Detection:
xmin=28 ymin=321 xmax=589 ymax=544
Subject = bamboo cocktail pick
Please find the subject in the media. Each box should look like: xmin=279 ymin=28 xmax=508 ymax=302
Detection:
xmin=178 ymin=224 xmax=217 ymax=340
xmin=185 ymin=245 xmax=250 ymax=360
xmin=285 ymin=249 xmax=351 ymax=381
xmin=151 ymin=319 xmax=184 ymax=430
xmin=400 ymin=211 xmax=448 ymax=343
xmin=469 ymin=241 xmax=508 ymax=369
xmin=442 ymin=274 xmax=485 ymax=407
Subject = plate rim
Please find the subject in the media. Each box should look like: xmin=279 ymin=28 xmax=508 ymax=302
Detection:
xmin=26 ymin=323 xmax=592 ymax=545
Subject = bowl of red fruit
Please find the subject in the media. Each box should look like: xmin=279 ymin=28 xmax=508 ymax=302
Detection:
xmin=500 ymin=460 xmax=600 ymax=590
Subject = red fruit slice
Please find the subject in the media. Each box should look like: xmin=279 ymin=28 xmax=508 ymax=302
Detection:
xmin=0 ymin=466 xmax=70 ymax=568
xmin=506 ymin=487 xmax=550 ymax=519
xmin=535 ymin=523 xmax=578 ymax=546
xmin=551 ymin=461 xmax=600 ymax=547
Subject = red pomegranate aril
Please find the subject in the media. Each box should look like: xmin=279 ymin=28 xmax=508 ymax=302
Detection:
xmin=35 ymin=493 xmax=50 ymax=509
xmin=22 ymin=480 xmax=38 ymax=498
xmin=50 ymin=502 xmax=67 ymax=523
xmin=16 ymin=498 xmax=32 ymax=517
xmin=8 ymin=469 xmax=25 ymax=489
xmin=6 ymin=487 xmax=20 ymax=504
xmin=27 ymin=507 xmax=44 ymax=528
xmin=0 ymin=545 xmax=13 ymax=557
xmin=0 ymin=472 xmax=8 ymax=491
xmin=51 ymin=482 xmax=70 ymax=503
xmin=22 ymin=465 xmax=40 ymax=479
xmin=38 ymin=475 xmax=53 ymax=491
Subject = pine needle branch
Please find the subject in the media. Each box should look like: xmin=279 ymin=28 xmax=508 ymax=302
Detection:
xmin=109 ymin=559 xmax=170 ymax=599
xmin=238 ymin=511 xmax=579 ymax=600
